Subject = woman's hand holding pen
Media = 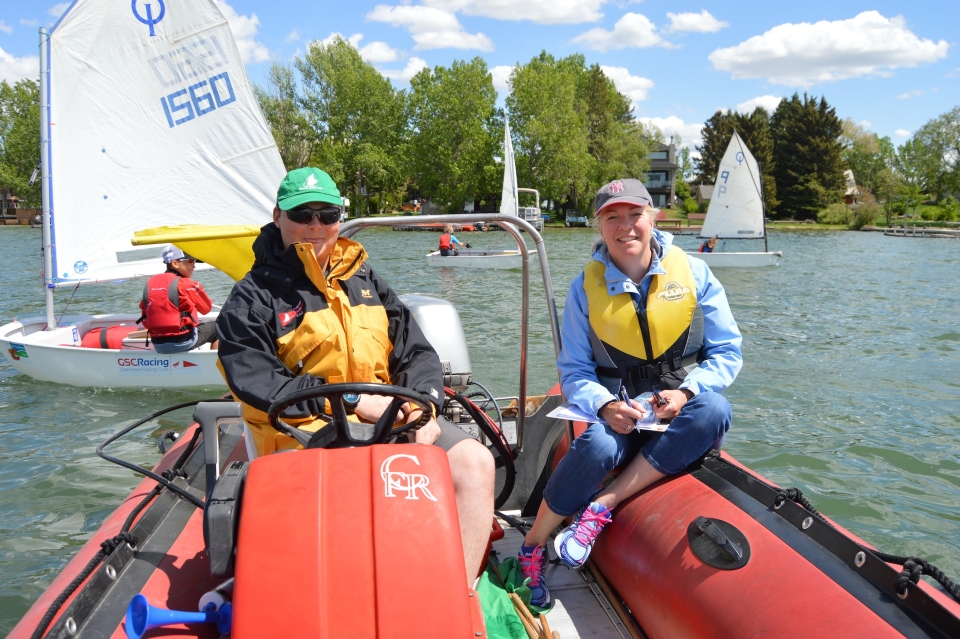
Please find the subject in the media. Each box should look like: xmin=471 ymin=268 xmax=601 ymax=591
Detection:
xmin=600 ymin=389 xmax=692 ymax=433
xmin=600 ymin=400 xmax=645 ymax=434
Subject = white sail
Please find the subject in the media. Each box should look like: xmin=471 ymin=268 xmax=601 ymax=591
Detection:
xmin=45 ymin=0 xmax=285 ymax=286
xmin=500 ymin=118 xmax=519 ymax=217
xmin=700 ymin=131 xmax=764 ymax=239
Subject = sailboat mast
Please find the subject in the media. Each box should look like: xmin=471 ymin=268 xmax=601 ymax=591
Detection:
xmin=757 ymin=159 xmax=770 ymax=253
xmin=39 ymin=27 xmax=55 ymax=329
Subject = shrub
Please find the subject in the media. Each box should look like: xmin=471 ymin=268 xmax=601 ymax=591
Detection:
xmin=851 ymin=202 xmax=882 ymax=229
xmin=943 ymin=196 xmax=960 ymax=220
xmin=920 ymin=197 xmax=959 ymax=222
xmin=683 ymin=197 xmax=699 ymax=214
xmin=817 ymin=203 xmax=851 ymax=225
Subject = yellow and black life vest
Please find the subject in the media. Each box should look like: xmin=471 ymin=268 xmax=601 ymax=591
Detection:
xmin=583 ymin=245 xmax=704 ymax=394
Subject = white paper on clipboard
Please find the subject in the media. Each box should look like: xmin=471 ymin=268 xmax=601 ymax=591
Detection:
xmin=545 ymin=402 xmax=669 ymax=432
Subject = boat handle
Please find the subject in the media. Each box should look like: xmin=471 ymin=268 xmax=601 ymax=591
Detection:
xmin=692 ymin=516 xmax=743 ymax=562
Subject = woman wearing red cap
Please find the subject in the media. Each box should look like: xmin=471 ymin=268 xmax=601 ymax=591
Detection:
xmin=517 ymin=178 xmax=743 ymax=610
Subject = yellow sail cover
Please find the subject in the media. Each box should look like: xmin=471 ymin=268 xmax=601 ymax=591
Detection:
xmin=132 ymin=224 xmax=261 ymax=282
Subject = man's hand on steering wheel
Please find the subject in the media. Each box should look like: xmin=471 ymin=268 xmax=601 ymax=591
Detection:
xmin=267 ymin=382 xmax=433 ymax=448
xmin=355 ymin=395 xmax=440 ymax=445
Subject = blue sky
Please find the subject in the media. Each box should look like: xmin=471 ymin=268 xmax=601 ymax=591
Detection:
xmin=0 ymin=0 xmax=955 ymax=154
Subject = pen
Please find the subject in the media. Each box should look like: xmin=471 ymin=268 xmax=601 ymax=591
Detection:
xmin=619 ymin=385 xmax=641 ymax=429
xmin=651 ymin=391 xmax=665 ymax=408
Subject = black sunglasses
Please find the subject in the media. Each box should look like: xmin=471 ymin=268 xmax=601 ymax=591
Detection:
xmin=286 ymin=205 xmax=341 ymax=225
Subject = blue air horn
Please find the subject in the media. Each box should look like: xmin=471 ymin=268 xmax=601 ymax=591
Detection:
xmin=124 ymin=594 xmax=232 ymax=639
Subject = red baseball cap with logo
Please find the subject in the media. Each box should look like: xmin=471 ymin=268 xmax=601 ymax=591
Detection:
xmin=594 ymin=178 xmax=652 ymax=215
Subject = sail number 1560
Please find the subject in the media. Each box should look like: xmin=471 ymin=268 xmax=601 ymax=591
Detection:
xmin=160 ymin=72 xmax=236 ymax=128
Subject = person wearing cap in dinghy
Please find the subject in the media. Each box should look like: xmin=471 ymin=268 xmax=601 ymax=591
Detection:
xmin=139 ymin=245 xmax=219 ymax=354
xmin=517 ymin=178 xmax=743 ymax=608
xmin=215 ymin=167 xmax=495 ymax=587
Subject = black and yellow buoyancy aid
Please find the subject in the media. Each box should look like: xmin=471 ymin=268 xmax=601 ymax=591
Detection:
xmin=584 ymin=245 xmax=704 ymax=395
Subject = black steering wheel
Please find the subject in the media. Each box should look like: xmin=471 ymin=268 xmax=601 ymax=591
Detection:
xmin=267 ymin=382 xmax=433 ymax=449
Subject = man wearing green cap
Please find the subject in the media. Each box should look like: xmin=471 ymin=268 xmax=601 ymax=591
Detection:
xmin=216 ymin=167 xmax=495 ymax=586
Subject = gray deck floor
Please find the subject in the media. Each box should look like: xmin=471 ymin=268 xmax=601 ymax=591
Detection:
xmin=492 ymin=512 xmax=633 ymax=639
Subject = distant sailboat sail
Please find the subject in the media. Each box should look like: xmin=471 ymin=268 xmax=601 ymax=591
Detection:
xmin=44 ymin=0 xmax=284 ymax=287
xmin=695 ymin=131 xmax=781 ymax=268
xmin=500 ymin=118 xmax=519 ymax=217
xmin=700 ymin=131 xmax=765 ymax=239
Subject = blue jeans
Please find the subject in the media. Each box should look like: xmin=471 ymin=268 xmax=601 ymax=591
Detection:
xmin=152 ymin=327 xmax=198 ymax=354
xmin=542 ymin=391 xmax=732 ymax=517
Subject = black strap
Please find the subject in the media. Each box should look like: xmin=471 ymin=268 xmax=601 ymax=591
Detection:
xmin=597 ymin=352 xmax=699 ymax=382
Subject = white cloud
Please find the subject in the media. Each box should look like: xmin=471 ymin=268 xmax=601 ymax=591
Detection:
xmin=320 ymin=32 xmax=364 ymax=49
xmin=217 ymin=1 xmax=270 ymax=64
xmin=422 ymin=0 xmax=604 ymax=25
xmin=709 ymin=11 xmax=949 ymax=87
xmin=359 ymin=41 xmax=400 ymax=64
xmin=490 ymin=65 xmax=514 ymax=94
xmin=736 ymin=95 xmax=782 ymax=114
xmin=285 ymin=29 xmax=300 ymax=44
xmin=637 ymin=116 xmax=703 ymax=151
xmin=859 ymin=120 xmax=871 ymax=130
xmin=0 ymin=21 xmax=13 ymax=35
xmin=666 ymin=10 xmax=728 ymax=34
xmin=896 ymin=90 xmax=923 ymax=99
xmin=380 ymin=57 xmax=429 ymax=83
xmin=367 ymin=5 xmax=494 ymax=52
xmin=0 ymin=46 xmax=38 ymax=83
xmin=320 ymin=33 xmax=399 ymax=64
xmin=600 ymin=66 xmax=654 ymax=109
xmin=571 ymin=13 xmax=665 ymax=52
xmin=894 ymin=129 xmax=911 ymax=138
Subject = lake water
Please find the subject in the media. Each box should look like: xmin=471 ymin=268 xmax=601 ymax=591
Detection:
xmin=1 ymin=225 xmax=958 ymax=633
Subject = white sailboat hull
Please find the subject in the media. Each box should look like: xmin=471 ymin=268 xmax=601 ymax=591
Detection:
xmin=695 ymin=251 xmax=782 ymax=268
xmin=426 ymin=250 xmax=522 ymax=270
xmin=0 ymin=314 xmax=225 ymax=389
xmin=15 ymin=0 xmax=282 ymax=389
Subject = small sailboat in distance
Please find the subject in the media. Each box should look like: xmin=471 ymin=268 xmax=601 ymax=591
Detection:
xmin=697 ymin=131 xmax=782 ymax=268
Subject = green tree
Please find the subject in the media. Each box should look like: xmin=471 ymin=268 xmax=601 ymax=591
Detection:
xmin=771 ymin=93 xmax=845 ymax=220
xmin=255 ymin=63 xmax=313 ymax=171
xmin=0 ymin=79 xmax=41 ymax=208
xmin=576 ymin=64 xmax=651 ymax=210
xmin=296 ymin=37 xmax=407 ymax=216
xmin=406 ymin=58 xmax=498 ymax=213
xmin=893 ymin=137 xmax=931 ymax=215
xmin=506 ymin=52 xmax=591 ymax=211
xmin=839 ymin=119 xmax=897 ymax=198
xmin=910 ymin=106 xmax=960 ymax=199
xmin=675 ymin=142 xmax=694 ymax=181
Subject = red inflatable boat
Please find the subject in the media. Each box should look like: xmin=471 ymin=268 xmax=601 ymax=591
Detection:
xmin=10 ymin=215 xmax=960 ymax=638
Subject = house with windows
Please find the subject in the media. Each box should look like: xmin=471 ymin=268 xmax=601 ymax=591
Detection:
xmin=643 ymin=141 xmax=678 ymax=208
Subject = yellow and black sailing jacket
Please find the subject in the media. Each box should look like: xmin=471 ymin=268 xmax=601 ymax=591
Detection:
xmin=584 ymin=245 xmax=704 ymax=395
xmin=216 ymin=223 xmax=443 ymax=455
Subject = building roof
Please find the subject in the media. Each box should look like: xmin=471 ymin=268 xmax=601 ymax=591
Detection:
xmin=843 ymin=169 xmax=860 ymax=197
xmin=692 ymin=184 xmax=714 ymax=200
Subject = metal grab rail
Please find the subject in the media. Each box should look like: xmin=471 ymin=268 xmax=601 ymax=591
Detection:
xmin=340 ymin=213 xmax=563 ymax=451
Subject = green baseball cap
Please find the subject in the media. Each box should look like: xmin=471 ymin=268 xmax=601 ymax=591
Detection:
xmin=276 ymin=167 xmax=343 ymax=210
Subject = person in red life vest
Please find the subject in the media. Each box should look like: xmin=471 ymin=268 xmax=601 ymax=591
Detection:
xmin=438 ymin=224 xmax=462 ymax=256
xmin=139 ymin=245 xmax=219 ymax=354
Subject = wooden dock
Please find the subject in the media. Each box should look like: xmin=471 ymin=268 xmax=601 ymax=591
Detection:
xmin=884 ymin=225 xmax=960 ymax=239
